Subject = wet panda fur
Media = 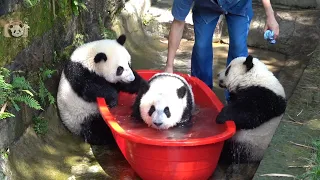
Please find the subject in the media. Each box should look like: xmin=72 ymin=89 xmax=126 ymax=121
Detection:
xmin=131 ymin=72 xmax=195 ymax=130
xmin=216 ymin=55 xmax=287 ymax=164
xmin=57 ymin=34 xmax=148 ymax=145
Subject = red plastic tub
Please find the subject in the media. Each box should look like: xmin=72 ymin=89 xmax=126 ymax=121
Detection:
xmin=97 ymin=70 xmax=236 ymax=180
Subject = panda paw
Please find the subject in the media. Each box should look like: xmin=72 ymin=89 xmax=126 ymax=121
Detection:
xmin=216 ymin=112 xmax=227 ymax=124
xmin=215 ymin=108 xmax=230 ymax=124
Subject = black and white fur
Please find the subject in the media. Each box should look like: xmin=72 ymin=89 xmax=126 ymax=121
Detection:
xmin=216 ymin=55 xmax=287 ymax=163
xmin=57 ymin=34 xmax=147 ymax=145
xmin=131 ymin=73 xmax=195 ymax=130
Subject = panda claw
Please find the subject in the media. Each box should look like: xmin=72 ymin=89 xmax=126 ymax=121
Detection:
xmin=216 ymin=114 xmax=227 ymax=124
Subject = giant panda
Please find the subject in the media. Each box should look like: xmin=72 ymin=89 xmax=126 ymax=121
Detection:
xmin=131 ymin=72 xmax=195 ymax=130
xmin=216 ymin=55 xmax=287 ymax=164
xmin=57 ymin=34 xmax=148 ymax=145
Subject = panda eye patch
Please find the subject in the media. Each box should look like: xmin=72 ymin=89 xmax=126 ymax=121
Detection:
xmin=164 ymin=106 xmax=171 ymax=118
xmin=116 ymin=66 xmax=124 ymax=76
xmin=148 ymin=105 xmax=155 ymax=116
xmin=94 ymin=53 xmax=107 ymax=63
xmin=225 ymin=65 xmax=231 ymax=76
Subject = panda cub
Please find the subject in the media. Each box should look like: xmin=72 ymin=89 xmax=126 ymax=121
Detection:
xmin=57 ymin=34 xmax=147 ymax=145
xmin=216 ymin=55 xmax=287 ymax=163
xmin=131 ymin=73 xmax=195 ymax=130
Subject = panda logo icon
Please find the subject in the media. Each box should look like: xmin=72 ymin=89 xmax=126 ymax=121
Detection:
xmin=3 ymin=20 xmax=30 ymax=38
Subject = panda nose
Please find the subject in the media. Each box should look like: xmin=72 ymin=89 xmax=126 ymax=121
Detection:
xmin=153 ymin=122 xmax=163 ymax=126
xmin=217 ymin=73 xmax=220 ymax=77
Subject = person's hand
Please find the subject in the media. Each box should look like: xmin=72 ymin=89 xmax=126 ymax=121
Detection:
xmin=264 ymin=13 xmax=279 ymax=39
xmin=164 ymin=64 xmax=173 ymax=73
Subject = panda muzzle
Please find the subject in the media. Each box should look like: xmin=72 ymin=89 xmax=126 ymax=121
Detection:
xmin=219 ymin=80 xmax=226 ymax=88
xmin=124 ymin=71 xmax=135 ymax=82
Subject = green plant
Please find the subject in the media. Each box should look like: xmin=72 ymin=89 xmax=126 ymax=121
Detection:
xmin=0 ymin=148 xmax=9 ymax=160
xmin=72 ymin=33 xmax=85 ymax=47
xmin=142 ymin=15 xmax=155 ymax=26
xmin=298 ymin=140 xmax=320 ymax=180
xmin=37 ymin=68 xmax=56 ymax=108
xmin=23 ymin=0 xmax=40 ymax=8
xmin=0 ymin=67 xmax=42 ymax=120
xmin=33 ymin=116 xmax=48 ymax=135
xmin=71 ymin=0 xmax=88 ymax=16
xmin=101 ymin=29 xmax=117 ymax=39
xmin=56 ymin=0 xmax=69 ymax=16
xmin=98 ymin=14 xmax=117 ymax=39
xmin=0 ymin=148 xmax=9 ymax=179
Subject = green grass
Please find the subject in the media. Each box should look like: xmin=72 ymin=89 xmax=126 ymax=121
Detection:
xmin=298 ymin=140 xmax=320 ymax=180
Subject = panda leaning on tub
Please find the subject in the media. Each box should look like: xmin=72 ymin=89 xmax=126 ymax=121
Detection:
xmin=216 ymin=55 xmax=287 ymax=164
xmin=57 ymin=34 xmax=148 ymax=145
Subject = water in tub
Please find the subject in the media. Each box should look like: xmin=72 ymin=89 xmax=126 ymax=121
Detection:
xmin=109 ymin=93 xmax=225 ymax=140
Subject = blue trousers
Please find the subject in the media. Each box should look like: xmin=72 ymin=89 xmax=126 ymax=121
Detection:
xmin=191 ymin=11 xmax=253 ymax=101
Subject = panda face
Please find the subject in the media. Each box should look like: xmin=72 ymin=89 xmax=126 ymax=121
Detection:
xmin=217 ymin=55 xmax=286 ymax=99
xmin=94 ymin=35 xmax=135 ymax=83
xmin=218 ymin=56 xmax=252 ymax=89
xmin=145 ymin=97 xmax=174 ymax=129
xmin=70 ymin=34 xmax=135 ymax=84
xmin=93 ymin=50 xmax=135 ymax=84
xmin=139 ymin=78 xmax=189 ymax=130
xmin=9 ymin=24 xmax=24 ymax=37
xmin=217 ymin=55 xmax=271 ymax=91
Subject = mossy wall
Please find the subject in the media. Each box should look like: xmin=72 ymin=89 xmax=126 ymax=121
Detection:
xmin=0 ymin=1 xmax=133 ymax=179
xmin=0 ymin=0 xmax=126 ymax=150
xmin=0 ymin=1 xmax=54 ymax=66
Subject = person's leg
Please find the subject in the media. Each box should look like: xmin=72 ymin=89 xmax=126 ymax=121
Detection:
xmin=224 ymin=10 xmax=253 ymax=101
xmin=191 ymin=12 xmax=221 ymax=89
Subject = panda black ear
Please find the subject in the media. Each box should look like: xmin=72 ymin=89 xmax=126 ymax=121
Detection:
xmin=177 ymin=86 xmax=187 ymax=99
xmin=94 ymin=53 xmax=107 ymax=63
xmin=243 ymin=55 xmax=254 ymax=71
xmin=116 ymin=34 xmax=126 ymax=46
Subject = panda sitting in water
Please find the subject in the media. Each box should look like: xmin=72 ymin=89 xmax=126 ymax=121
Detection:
xmin=131 ymin=72 xmax=195 ymax=130
xmin=57 ymin=34 xmax=148 ymax=145
xmin=216 ymin=55 xmax=287 ymax=164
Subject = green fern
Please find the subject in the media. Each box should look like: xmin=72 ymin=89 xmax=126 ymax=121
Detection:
xmin=0 ymin=75 xmax=12 ymax=105
xmin=9 ymin=98 xmax=21 ymax=111
xmin=38 ymin=81 xmax=46 ymax=106
xmin=0 ymin=67 xmax=10 ymax=77
xmin=11 ymin=76 xmax=35 ymax=93
xmin=41 ymin=69 xmax=56 ymax=79
xmin=0 ymin=67 xmax=42 ymax=120
xmin=37 ymin=68 xmax=56 ymax=107
xmin=13 ymin=95 xmax=42 ymax=110
xmin=0 ymin=76 xmax=12 ymax=90
xmin=71 ymin=0 xmax=88 ymax=16
xmin=48 ymin=93 xmax=55 ymax=105
xmin=0 ymin=112 xmax=15 ymax=120
xmin=33 ymin=116 xmax=48 ymax=135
